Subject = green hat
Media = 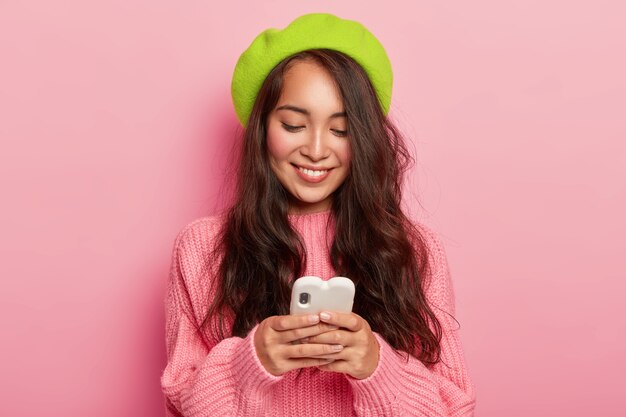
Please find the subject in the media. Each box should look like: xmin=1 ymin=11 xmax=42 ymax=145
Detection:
xmin=231 ymin=12 xmax=393 ymax=128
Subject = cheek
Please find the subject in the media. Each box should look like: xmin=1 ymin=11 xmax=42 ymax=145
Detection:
xmin=266 ymin=127 xmax=292 ymax=162
xmin=337 ymin=142 xmax=352 ymax=168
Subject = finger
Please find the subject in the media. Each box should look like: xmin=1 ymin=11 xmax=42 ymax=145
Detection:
xmin=305 ymin=348 xmax=349 ymax=361
xmin=284 ymin=342 xmax=344 ymax=359
xmin=300 ymin=329 xmax=351 ymax=345
xmin=319 ymin=311 xmax=363 ymax=331
xmin=270 ymin=314 xmax=320 ymax=331
xmin=282 ymin=357 xmax=336 ymax=373
xmin=281 ymin=323 xmax=339 ymax=344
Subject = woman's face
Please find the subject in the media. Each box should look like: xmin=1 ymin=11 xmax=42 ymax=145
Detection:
xmin=266 ymin=60 xmax=351 ymax=214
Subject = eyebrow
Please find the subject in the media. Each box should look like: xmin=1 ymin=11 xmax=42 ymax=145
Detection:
xmin=276 ymin=104 xmax=346 ymax=119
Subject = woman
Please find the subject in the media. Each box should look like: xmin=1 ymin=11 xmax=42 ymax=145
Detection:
xmin=161 ymin=12 xmax=476 ymax=416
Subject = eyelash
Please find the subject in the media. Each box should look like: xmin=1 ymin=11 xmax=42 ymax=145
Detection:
xmin=281 ymin=123 xmax=347 ymax=137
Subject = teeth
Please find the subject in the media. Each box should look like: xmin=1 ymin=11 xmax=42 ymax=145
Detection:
xmin=299 ymin=167 xmax=328 ymax=177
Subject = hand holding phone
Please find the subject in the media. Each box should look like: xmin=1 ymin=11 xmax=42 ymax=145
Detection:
xmin=288 ymin=276 xmax=379 ymax=379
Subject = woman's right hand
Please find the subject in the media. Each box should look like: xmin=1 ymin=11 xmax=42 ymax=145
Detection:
xmin=253 ymin=314 xmax=344 ymax=376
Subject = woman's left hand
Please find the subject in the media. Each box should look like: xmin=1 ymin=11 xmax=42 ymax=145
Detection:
xmin=300 ymin=311 xmax=380 ymax=380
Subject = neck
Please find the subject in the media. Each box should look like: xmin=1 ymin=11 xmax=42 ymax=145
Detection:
xmin=286 ymin=196 xmax=332 ymax=215
xmin=287 ymin=205 xmax=332 ymax=215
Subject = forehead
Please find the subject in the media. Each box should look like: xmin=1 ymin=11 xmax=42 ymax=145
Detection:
xmin=276 ymin=60 xmax=345 ymax=117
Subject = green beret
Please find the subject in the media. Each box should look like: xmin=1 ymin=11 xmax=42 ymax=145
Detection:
xmin=231 ymin=12 xmax=393 ymax=127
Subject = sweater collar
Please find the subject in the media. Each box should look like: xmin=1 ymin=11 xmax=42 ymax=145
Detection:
xmin=287 ymin=209 xmax=334 ymax=236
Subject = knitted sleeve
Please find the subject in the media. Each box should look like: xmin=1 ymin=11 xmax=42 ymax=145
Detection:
xmin=346 ymin=224 xmax=477 ymax=416
xmin=160 ymin=220 xmax=283 ymax=417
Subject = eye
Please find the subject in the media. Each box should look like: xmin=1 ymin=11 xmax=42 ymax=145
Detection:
xmin=281 ymin=122 xmax=304 ymax=132
xmin=281 ymin=122 xmax=347 ymax=137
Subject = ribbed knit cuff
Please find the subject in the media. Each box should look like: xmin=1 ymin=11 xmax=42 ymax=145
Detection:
xmin=231 ymin=323 xmax=283 ymax=397
xmin=347 ymin=332 xmax=431 ymax=412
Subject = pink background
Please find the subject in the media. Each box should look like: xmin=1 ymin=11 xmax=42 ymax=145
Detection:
xmin=1 ymin=1 xmax=625 ymax=416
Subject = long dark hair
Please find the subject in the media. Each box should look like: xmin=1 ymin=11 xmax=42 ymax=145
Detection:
xmin=200 ymin=49 xmax=449 ymax=366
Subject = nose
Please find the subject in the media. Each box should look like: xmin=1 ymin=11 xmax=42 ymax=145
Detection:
xmin=300 ymin=128 xmax=331 ymax=161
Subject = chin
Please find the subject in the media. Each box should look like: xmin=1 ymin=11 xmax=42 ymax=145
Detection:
xmin=295 ymin=194 xmax=329 ymax=204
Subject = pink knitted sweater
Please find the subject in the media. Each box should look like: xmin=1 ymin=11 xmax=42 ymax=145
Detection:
xmin=160 ymin=210 xmax=476 ymax=416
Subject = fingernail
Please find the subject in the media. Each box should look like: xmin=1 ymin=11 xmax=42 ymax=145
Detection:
xmin=332 ymin=344 xmax=343 ymax=351
xmin=320 ymin=312 xmax=331 ymax=320
xmin=309 ymin=314 xmax=320 ymax=323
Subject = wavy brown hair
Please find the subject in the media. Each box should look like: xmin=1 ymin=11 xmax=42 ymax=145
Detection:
xmin=200 ymin=49 xmax=452 ymax=367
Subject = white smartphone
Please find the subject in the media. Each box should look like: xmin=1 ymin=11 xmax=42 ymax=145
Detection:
xmin=289 ymin=276 xmax=355 ymax=315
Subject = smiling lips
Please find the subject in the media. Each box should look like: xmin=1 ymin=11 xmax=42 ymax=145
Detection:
xmin=293 ymin=164 xmax=332 ymax=183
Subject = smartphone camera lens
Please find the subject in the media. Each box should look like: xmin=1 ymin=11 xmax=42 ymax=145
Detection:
xmin=299 ymin=292 xmax=310 ymax=305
